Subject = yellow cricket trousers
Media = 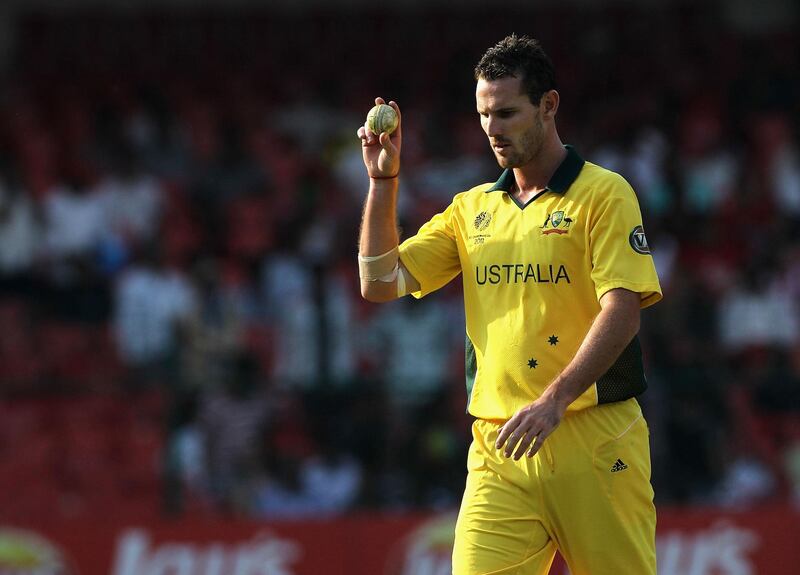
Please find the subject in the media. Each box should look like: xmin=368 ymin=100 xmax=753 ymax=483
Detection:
xmin=453 ymin=398 xmax=656 ymax=575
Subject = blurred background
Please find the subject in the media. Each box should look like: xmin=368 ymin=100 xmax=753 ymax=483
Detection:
xmin=0 ymin=0 xmax=798 ymax=573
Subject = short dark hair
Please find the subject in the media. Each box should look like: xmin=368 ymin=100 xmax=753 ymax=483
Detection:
xmin=474 ymin=35 xmax=556 ymax=106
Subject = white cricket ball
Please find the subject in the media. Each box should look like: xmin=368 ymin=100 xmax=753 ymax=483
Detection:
xmin=366 ymin=104 xmax=399 ymax=136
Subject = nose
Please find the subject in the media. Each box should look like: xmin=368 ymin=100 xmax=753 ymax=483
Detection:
xmin=484 ymin=115 xmax=502 ymax=140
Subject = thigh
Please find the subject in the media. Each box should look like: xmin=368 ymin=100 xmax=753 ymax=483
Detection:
xmin=546 ymin=403 xmax=657 ymax=575
xmin=453 ymin=421 xmax=557 ymax=575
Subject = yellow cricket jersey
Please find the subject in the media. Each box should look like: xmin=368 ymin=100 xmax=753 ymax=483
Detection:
xmin=399 ymin=146 xmax=662 ymax=420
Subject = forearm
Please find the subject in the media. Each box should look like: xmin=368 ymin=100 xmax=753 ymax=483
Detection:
xmin=541 ymin=289 xmax=640 ymax=410
xmin=359 ymin=178 xmax=399 ymax=256
xmin=359 ymin=178 xmax=401 ymax=301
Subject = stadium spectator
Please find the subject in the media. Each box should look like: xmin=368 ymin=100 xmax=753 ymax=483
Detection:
xmin=42 ymin=176 xmax=106 ymax=267
xmin=0 ymin=172 xmax=41 ymax=278
xmin=364 ymin=296 xmax=461 ymax=406
xmin=299 ymin=436 xmax=363 ymax=516
xmin=718 ymin=262 xmax=800 ymax=353
xmin=95 ymin=149 xmax=164 ymax=256
xmin=197 ymin=353 xmax=271 ymax=513
xmin=112 ymin=244 xmax=196 ymax=388
xmin=261 ymin=251 xmax=358 ymax=389
xmin=179 ymin=257 xmax=249 ymax=390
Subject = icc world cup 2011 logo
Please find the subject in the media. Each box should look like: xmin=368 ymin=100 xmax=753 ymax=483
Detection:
xmin=474 ymin=212 xmax=492 ymax=231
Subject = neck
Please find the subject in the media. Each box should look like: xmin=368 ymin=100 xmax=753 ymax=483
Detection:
xmin=512 ymin=137 xmax=567 ymax=198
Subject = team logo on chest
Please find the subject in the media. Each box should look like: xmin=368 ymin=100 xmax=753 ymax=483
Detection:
xmin=541 ymin=210 xmax=574 ymax=235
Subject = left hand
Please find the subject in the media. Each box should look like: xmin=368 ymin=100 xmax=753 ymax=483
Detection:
xmin=495 ymin=394 xmax=568 ymax=460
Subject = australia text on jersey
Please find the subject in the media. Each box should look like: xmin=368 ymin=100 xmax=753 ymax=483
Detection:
xmin=476 ymin=263 xmax=571 ymax=285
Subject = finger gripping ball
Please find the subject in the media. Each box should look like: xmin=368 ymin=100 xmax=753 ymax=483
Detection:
xmin=367 ymin=104 xmax=399 ymax=135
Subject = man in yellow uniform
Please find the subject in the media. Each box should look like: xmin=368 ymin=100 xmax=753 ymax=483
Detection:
xmin=357 ymin=35 xmax=661 ymax=575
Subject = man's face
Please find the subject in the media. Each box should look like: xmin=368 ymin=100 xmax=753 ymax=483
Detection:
xmin=476 ymin=76 xmax=544 ymax=169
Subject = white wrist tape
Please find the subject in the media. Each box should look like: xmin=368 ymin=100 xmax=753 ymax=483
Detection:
xmin=358 ymin=247 xmax=399 ymax=282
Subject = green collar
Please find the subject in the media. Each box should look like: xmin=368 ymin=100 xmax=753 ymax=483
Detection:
xmin=486 ymin=145 xmax=585 ymax=194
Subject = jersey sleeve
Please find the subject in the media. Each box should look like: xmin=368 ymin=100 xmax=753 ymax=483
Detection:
xmin=398 ymin=201 xmax=461 ymax=299
xmin=589 ymin=177 xmax=662 ymax=308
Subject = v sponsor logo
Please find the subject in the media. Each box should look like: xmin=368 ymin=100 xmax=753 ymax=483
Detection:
xmin=629 ymin=225 xmax=650 ymax=254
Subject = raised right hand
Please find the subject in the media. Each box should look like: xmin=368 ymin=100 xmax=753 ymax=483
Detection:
xmin=357 ymin=97 xmax=402 ymax=179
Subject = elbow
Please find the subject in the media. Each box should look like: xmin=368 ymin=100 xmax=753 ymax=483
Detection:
xmin=360 ymin=286 xmax=380 ymax=303
xmin=361 ymin=281 xmax=396 ymax=303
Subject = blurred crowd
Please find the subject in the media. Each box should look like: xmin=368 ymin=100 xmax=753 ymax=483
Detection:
xmin=0 ymin=4 xmax=799 ymax=521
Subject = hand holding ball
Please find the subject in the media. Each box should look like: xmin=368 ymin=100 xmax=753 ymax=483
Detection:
xmin=359 ymin=100 xmax=401 ymax=180
xmin=366 ymin=104 xmax=399 ymax=136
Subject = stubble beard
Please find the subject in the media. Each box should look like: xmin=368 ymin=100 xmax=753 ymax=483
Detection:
xmin=495 ymin=117 xmax=545 ymax=169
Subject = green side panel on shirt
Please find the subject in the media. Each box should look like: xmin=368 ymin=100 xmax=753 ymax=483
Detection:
xmin=596 ymin=335 xmax=648 ymax=403
xmin=465 ymin=335 xmax=476 ymax=412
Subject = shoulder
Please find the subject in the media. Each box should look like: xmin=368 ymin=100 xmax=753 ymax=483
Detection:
xmin=577 ymin=161 xmax=639 ymax=203
xmin=450 ymin=182 xmax=498 ymax=209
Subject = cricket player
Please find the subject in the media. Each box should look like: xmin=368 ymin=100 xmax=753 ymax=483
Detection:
xmin=357 ymin=34 xmax=662 ymax=575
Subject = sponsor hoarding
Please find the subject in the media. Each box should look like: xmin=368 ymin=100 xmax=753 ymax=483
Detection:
xmin=3 ymin=507 xmax=799 ymax=575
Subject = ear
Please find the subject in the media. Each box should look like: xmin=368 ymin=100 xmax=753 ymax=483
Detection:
xmin=541 ymin=90 xmax=560 ymax=119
